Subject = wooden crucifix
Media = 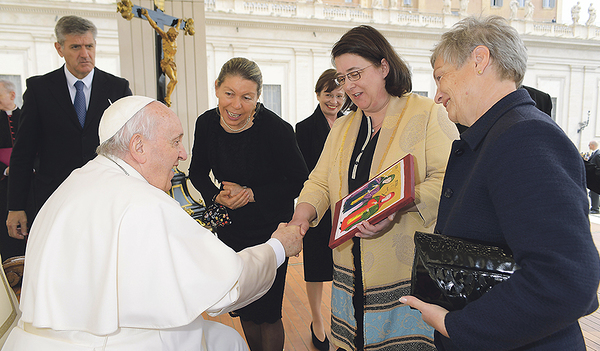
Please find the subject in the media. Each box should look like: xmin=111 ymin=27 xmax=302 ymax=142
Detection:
xmin=117 ymin=0 xmax=195 ymax=107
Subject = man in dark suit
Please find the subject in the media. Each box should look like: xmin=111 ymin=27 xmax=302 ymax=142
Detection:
xmin=588 ymin=140 xmax=600 ymax=213
xmin=0 ymin=80 xmax=27 ymax=259
xmin=522 ymin=85 xmax=552 ymax=117
xmin=584 ymin=159 xmax=600 ymax=194
xmin=6 ymin=15 xmax=132 ymax=240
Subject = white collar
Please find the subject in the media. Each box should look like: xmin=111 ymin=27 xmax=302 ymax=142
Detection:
xmin=98 ymin=155 xmax=147 ymax=184
xmin=2 ymin=107 xmax=16 ymax=115
xmin=64 ymin=65 xmax=94 ymax=88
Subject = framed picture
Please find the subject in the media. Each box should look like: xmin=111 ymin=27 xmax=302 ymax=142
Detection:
xmin=329 ymin=154 xmax=415 ymax=249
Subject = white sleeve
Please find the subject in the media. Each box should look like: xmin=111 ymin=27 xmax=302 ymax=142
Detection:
xmin=206 ymin=243 xmax=278 ymax=316
xmin=266 ymin=238 xmax=285 ymax=267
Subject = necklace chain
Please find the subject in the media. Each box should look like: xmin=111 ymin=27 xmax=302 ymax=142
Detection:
xmin=371 ymin=117 xmax=383 ymax=134
xmin=218 ymin=107 xmax=252 ymax=133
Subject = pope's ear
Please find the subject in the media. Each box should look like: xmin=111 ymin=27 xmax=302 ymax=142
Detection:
xmin=129 ymin=134 xmax=147 ymax=163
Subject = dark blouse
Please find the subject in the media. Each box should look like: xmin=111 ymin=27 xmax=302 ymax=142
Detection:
xmin=347 ymin=111 xmax=380 ymax=349
xmin=348 ymin=112 xmax=380 ymax=193
xmin=188 ymin=104 xmax=308 ymax=249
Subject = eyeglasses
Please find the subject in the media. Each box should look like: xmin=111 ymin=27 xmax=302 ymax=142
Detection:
xmin=321 ymin=92 xmax=346 ymax=101
xmin=335 ymin=64 xmax=374 ymax=85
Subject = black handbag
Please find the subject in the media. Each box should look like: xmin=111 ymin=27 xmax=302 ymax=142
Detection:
xmin=410 ymin=231 xmax=519 ymax=311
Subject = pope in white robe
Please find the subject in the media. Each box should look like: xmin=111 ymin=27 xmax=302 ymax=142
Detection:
xmin=1 ymin=96 xmax=303 ymax=350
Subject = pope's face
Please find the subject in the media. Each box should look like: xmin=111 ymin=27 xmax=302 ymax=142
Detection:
xmin=142 ymin=102 xmax=187 ymax=192
xmin=55 ymin=32 xmax=96 ymax=79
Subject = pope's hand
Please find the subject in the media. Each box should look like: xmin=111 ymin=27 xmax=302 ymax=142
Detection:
xmin=271 ymin=223 xmax=303 ymax=257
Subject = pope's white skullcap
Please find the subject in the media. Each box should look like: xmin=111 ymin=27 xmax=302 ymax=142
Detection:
xmin=99 ymin=96 xmax=156 ymax=144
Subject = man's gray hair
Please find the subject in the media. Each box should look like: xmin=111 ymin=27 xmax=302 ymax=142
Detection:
xmin=55 ymin=16 xmax=98 ymax=46
xmin=430 ymin=15 xmax=528 ymax=87
xmin=0 ymin=80 xmax=16 ymax=94
xmin=96 ymin=106 xmax=157 ymax=158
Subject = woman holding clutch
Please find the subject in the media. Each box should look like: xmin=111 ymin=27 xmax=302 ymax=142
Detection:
xmin=289 ymin=26 xmax=458 ymax=350
xmin=401 ymin=16 xmax=600 ymax=350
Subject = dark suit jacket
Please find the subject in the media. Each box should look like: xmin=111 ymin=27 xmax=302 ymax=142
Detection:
xmin=584 ymin=159 xmax=600 ymax=193
xmin=589 ymin=149 xmax=600 ymax=167
xmin=585 ymin=150 xmax=600 ymax=194
xmin=523 ymin=85 xmax=552 ymax=116
xmin=8 ymin=66 xmax=131 ymax=214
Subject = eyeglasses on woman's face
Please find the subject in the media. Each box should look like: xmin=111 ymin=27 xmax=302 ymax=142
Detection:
xmin=335 ymin=64 xmax=374 ymax=85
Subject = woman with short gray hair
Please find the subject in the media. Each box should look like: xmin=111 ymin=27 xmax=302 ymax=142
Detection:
xmin=402 ymin=15 xmax=600 ymax=351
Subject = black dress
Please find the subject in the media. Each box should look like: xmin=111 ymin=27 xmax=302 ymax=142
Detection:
xmin=189 ymin=103 xmax=308 ymax=323
xmin=295 ymin=106 xmax=338 ymax=282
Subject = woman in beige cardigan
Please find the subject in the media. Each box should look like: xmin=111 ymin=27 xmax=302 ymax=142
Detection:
xmin=289 ymin=25 xmax=458 ymax=351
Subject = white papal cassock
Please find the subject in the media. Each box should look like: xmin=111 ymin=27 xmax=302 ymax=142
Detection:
xmin=1 ymin=155 xmax=278 ymax=350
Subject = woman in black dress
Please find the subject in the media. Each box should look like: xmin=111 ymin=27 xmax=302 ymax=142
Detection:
xmin=189 ymin=57 xmax=308 ymax=351
xmin=295 ymin=69 xmax=349 ymax=351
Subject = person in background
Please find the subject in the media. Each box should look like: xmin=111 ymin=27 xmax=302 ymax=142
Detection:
xmin=584 ymin=158 xmax=600 ymax=194
xmin=401 ymin=16 xmax=600 ymax=350
xmin=0 ymin=80 xmax=27 ymax=260
xmin=588 ymin=140 xmax=600 ymax=213
xmin=295 ymin=68 xmax=350 ymax=351
xmin=1 ymin=96 xmax=304 ymax=350
xmin=522 ymin=85 xmax=552 ymax=116
xmin=188 ymin=57 xmax=308 ymax=351
xmin=6 ymin=15 xmax=132 ymax=240
xmin=289 ymin=25 xmax=458 ymax=350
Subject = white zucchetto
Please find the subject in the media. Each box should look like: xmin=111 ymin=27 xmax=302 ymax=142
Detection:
xmin=99 ymin=96 xmax=156 ymax=144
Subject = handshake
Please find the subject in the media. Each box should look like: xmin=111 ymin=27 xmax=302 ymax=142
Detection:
xmin=271 ymin=223 xmax=304 ymax=257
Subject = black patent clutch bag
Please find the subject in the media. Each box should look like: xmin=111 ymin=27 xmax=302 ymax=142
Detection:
xmin=410 ymin=231 xmax=519 ymax=311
